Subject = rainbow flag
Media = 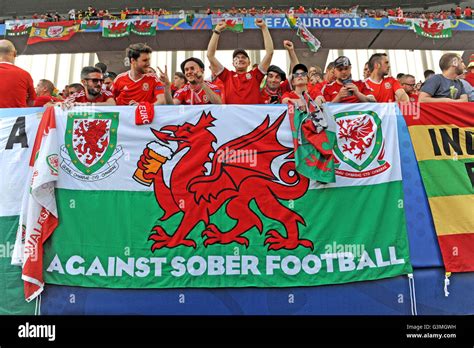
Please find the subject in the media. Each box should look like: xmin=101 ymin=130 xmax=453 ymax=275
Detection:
xmin=404 ymin=103 xmax=474 ymax=272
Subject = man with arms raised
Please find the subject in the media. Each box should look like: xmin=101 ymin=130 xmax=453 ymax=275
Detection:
xmin=207 ymin=18 xmax=273 ymax=104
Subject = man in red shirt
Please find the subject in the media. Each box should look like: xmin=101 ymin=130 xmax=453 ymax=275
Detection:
xmin=0 ymin=40 xmax=36 ymax=108
xmin=366 ymin=53 xmax=409 ymax=102
xmin=260 ymin=40 xmax=299 ymax=104
xmin=465 ymin=6 xmax=472 ymax=20
xmin=114 ymin=43 xmax=168 ymax=106
xmin=65 ymin=66 xmax=115 ymax=105
xmin=172 ymin=57 xmax=222 ymax=105
xmin=399 ymin=74 xmax=419 ymax=102
xmin=34 ymin=79 xmax=61 ymax=107
xmin=322 ymin=56 xmax=375 ymax=103
xmin=465 ymin=54 xmax=474 ymax=87
xmin=207 ymin=18 xmax=273 ymax=104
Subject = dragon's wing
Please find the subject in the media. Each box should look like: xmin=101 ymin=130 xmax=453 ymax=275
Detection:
xmin=188 ymin=112 xmax=291 ymax=203
xmin=355 ymin=118 xmax=374 ymax=138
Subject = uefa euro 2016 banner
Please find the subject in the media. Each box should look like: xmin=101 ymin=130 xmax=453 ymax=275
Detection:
xmin=5 ymin=104 xmax=414 ymax=302
xmin=404 ymin=103 xmax=474 ymax=273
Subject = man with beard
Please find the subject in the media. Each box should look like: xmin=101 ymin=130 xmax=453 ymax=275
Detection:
xmin=366 ymin=53 xmax=408 ymax=102
xmin=260 ymin=40 xmax=299 ymax=104
xmin=65 ymin=66 xmax=115 ymax=105
xmin=419 ymin=53 xmax=468 ymax=102
xmin=113 ymin=43 xmax=168 ymax=105
xmin=171 ymin=57 xmax=221 ymax=105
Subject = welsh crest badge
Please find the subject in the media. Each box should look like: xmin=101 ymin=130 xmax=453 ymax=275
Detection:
xmin=61 ymin=112 xmax=123 ymax=181
xmin=333 ymin=111 xmax=390 ymax=178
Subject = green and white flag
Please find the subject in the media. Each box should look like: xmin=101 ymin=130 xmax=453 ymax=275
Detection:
xmin=102 ymin=20 xmax=131 ymax=38
xmin=412 ymin=19 xmax=452 ymax=39
xmin=10 ymin=104 xmax=413 ymax=291
xmin=5 ymin=20 xmax=33 ymax=36
xmin=131 ymin=19 xmax=157 ymax=36
xmin=0 ymin=111 xmax=41 ymax=313
xmin=297 ymin=24 xmax=321 ymax=52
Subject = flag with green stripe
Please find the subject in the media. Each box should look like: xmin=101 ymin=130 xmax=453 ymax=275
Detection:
xmin=404 ymin=103 xmax=474 ymax=272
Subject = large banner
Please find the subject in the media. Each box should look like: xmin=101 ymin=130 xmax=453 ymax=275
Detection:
xmin=404 ymin=103 xmax=474 ymax=272
xmin=7 ymin=104 xmax=411 ymax=295
xmin=0 ymin=109 xmax=41 ymax=313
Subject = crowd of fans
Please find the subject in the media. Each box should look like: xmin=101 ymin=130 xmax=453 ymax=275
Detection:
xmin=5 ymin=5 xmax=473 ymax=22
xmin=0 ymin=18 xmax=472 ymax=111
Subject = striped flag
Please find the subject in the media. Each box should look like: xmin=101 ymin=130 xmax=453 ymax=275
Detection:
xmin=211 ymin=16 xmax=243 ymax=33
xmin=27 ymin=21 xmax=80 ymax=45
xmin=404 ymin=103 xmax=474 ymax=272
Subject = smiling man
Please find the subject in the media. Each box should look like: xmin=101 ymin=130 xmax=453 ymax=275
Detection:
xmin=171 ymin=57 xmax=222 ymax=105
xmin=207 ymin=18 xmax=274 ymax=104
xmin=65 ymin=66 xmax=115 ymax=106
xmin=114 ymin=43 xmax=167 ymax=105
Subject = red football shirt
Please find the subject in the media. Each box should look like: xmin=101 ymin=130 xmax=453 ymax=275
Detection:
xmin=322 ymin=80 xmax=373 ymax=103
xmin=66 ymin=90 xmax=114 ymax=103
xmin=113 ymin=71 xmax=164 ymax=105
xmin=217 ymin=66 xmax=265 ymax=104
xmin=365 ymin=77 xmax=403 ymax=102
xmin=464 ymin=72 xmax=474 ymax=87
xmin=34 ymin=95 xmax=61 ymax=107
xmin=408 ymin=92 xmax=419 ymax=103
xmin=173 ymin=82 xmax=221 ymax=105
xmin=0 ymin=62 xmax=36 ymax=108
xmin=282 ymin=90 xmax=318 ymax=113
xmin=260 ymin=79 xmax=291 ymax=104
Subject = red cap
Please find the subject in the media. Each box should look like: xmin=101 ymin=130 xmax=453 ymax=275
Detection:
xmin=135 ymin=101 xmax=154 ymax=125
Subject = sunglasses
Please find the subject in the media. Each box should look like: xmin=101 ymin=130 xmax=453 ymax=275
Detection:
xmin=84 ymin=78 xmax=104 ymax=84
xmin=293 ymin=72 xmax=308 ymax=77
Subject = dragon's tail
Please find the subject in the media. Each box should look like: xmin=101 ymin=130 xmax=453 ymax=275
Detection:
xmin=268 ymin=159 xmax=309 ymax=201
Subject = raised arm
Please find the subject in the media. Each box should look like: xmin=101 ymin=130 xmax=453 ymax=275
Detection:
xmin=156 ymin=66 xmax=174 ymax=105
xmin=283 ymin=40 xmax=299 ymax=73
xmin=207 ymin=21 xmax=226 ymax=75
xmin=255 ymin=18 xmax=274 ymax=72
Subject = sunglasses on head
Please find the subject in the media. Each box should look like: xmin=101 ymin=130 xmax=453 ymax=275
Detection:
xmin=84 ymin=78 xmax=104 ymax=84
xmin=293 ymin=72 xmax=307 ymax=77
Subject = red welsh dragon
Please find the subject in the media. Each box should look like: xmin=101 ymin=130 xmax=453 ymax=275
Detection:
xmin=136 ymin=112 xmax=311 ymax=251
xmin=337 ymin=116 xmax=374 ymax=160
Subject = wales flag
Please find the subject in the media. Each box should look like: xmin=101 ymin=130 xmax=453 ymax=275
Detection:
xmin=9 ymin=105 xmax=411 ymax=299
xmin=0 ymin=111 xmax=41 ymax=313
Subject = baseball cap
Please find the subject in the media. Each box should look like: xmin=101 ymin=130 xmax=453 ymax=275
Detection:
xmin=292 ymin=63 xmax=308 ymax=75
xmin=468 ymin=53 xmax=474 ymax=68
xmin=267 ymin=65 xmax=286 ymax=81
xmin=334 ymin=56 xmax=351 ymax=68
xmin=180 ymin=57 xmax=205 ymax=73
xmin=233 ymin=49 xmax=249 ymax=59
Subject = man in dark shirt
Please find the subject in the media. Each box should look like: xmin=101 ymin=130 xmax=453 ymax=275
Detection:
xmin=419 ymin=53 xmax=468 ymax=102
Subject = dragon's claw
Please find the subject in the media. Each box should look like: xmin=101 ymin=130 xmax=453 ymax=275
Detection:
xmin=202 ymin=225 xmax=249 ymax=247
xmin=264 ymin=229 xmax=314 ymax=251
xmin=149 ymin=226 xmax=196 ymax=250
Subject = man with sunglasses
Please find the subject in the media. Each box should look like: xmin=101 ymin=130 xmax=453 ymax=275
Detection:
xmin=399 ymin=74 xmax=418 ymax=102
xmin=65 ymin=66 xmax=115 ymax=106
xmin=282 ymin=64 xmax=324 ymax=111
xmin=322 ymin=56 xmax=375 ymax=103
